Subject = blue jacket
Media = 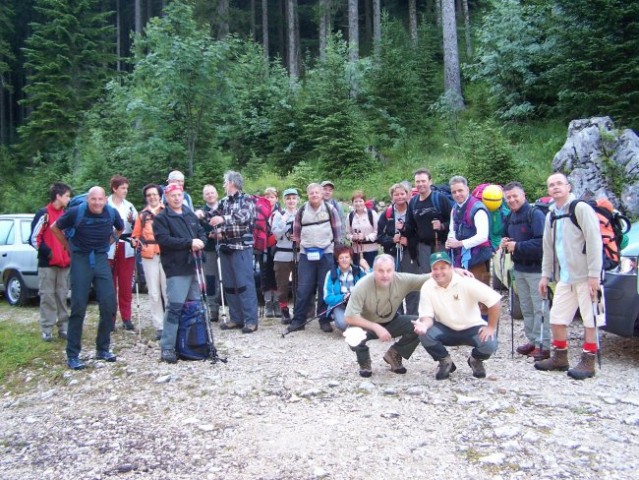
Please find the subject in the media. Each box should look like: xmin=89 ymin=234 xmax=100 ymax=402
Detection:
xmin=323 ymin=266 xmax=366 ymax=316
xmin=504 ymin=202 xmax=545 ymax=273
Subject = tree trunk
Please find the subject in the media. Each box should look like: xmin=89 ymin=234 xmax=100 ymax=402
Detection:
xmin=435 ymin=0 xmax=441 ymax=28
xmin=251 ymin=0 xmax=256 ymax=42
xmin=279 ymin=0 xmax=286 ymax=66
xmin=372 ymin=0 xmax=381 ymax=56
xmin=217 ymin=0 xmax=229 ymax=40
xmin=318 ymin=0 xmax=331 ymax=60
xmin=348 ymin=0 xmax=358 ymax=63
xmin=364 ymin=0 xmax=372 ymax=51
xmin=286 ymin=0 xmax=299 ymax=79
xmin=441 ymin=0 xmax=464 ymax=109
xmin=0 ymin=72 xmax=5 ymax=145
xmin=262 ymin=0 xmax=269 ymax=60
xmin=116 ymin=0 xmax=122 ymax=72
xmin=135 ymin=0 xmax=143 ymax=35
xmin=463 ymin=0 xmax=471 ymax=58
xmin=409 ymin=0 xmax=418 ymax=46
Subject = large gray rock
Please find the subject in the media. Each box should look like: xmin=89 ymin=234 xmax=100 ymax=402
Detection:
xmin=552 ymin=116 xmax=639 ymax=218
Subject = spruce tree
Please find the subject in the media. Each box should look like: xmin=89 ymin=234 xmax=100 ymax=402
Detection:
xmin=18 ymin=0 xmax=116 ymax=159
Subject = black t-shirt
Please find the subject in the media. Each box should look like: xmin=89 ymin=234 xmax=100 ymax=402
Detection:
xmin=404 ymin=192 xmax=452 ymax=244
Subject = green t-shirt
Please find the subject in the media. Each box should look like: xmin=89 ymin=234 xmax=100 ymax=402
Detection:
xmin=344 ymin=272 xmax=431 ymax=324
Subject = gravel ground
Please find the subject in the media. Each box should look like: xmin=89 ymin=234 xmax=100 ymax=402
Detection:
xmin=1 ymin=296 xmax=639 ymax=480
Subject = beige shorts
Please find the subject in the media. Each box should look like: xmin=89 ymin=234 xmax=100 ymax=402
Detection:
xmin=549 ymin=281 xmax=606 ymax=328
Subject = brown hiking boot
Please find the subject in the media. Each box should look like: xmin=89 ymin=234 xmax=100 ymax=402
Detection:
xmin=383 ymin=346 xmax=407 ymax=374
xmin=435 ymin=356 xmax=457 ymax=380
xmin=516 ymin=343 xmax=536 ymax=355
xmin=467 ymin=355 xmax=486 ymax=378
xmin=534 ymin=348 xmax=569 ymax=371
xmin=567 ymin=352 xmax=596 ymax=380
xmin=358 ymin=358 xmax=372 ymax=378
xmin=530 ymin=347 xmax=550 ymax=360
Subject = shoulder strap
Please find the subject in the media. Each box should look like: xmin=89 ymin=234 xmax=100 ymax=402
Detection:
xmin=348 ymin=210 xmax=354 ymax=227
xmin=367 ymin=209 xmax=374 ymax=227
xmin=568 ymin=200 xmax=583 ymax=231
xmin=431 ymin=190 xmax=441 ymax=212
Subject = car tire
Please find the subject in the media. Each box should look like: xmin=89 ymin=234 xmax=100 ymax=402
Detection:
xmin=5 ymin=271 xmax=28 ymax=306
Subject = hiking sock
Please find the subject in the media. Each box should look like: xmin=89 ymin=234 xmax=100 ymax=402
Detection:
xmin=552 ymin=339 xmax=568 ymax=349
xmin=583 ymin=342 xmax=597 ymax=354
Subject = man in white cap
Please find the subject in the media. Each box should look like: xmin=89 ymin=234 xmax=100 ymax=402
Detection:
xmin=166 ymin=170 xmax=194 ymax=210
xmin=413 ymin=251 xmax=501 ymax=380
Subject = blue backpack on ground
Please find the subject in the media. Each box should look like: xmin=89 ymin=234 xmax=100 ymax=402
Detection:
xmin=176 ymin=300 xmax=211 ymax=360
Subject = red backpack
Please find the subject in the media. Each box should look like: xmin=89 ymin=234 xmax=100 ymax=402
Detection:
xmin=253 ymin=196 xmax=277 ymax=252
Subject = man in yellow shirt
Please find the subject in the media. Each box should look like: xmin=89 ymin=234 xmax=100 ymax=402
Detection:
xmin=413 ymin=251 xmax=501 ymax=380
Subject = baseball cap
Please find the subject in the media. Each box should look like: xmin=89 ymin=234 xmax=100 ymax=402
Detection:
xmin=430 ymin=251 xmax=452 ymax=267
xmin=321 ymin=180 xmax=335 ymax=188
xmin=282 ymin=188 xmax=299 ymax=197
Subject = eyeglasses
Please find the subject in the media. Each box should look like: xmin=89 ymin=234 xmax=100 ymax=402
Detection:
xmin=375 ymin=297 xmax=394 ymax=319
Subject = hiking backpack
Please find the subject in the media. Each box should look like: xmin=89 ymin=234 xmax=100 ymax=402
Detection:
xmin=550 ymin=198 xmax=630 ymax=271
xmin=348 ymin=209 xmax=375 ymax=230
xmin=65 ymin=193 xmax=117 ymax=246
xmin=253 ymin=195 xmax=276 ymax=253
xmin=176 ymin=300 xmax=212 ymax=360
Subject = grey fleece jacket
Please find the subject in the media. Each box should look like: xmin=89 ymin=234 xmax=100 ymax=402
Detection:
xmin=541 ymin=194 xmax=603 ymax=282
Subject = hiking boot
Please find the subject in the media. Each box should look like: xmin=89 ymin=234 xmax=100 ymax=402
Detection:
xmin=122 ymin=320 xmax=135 ymax=331
xmin=265 ymin=301 xmax=275 ymax=318
xmin=285 ymin=323 xmax=305 ymax=334
xmin=516 ymin=343 xmax=536 ymax=355
xmin=160 ymin=349 xmax=178 ymax=364
xmin=220 ymin=321 xmax=242 ymax=330
xmin=95 ymin=350 xmax=117 ymax=362
xmin=281 ymin=307 xmax=292 ymax=325
xmin=435 ymin=356 xmax=457 ymax=380
xmin=383 ymin=346 xmax=407 ymax=374
xmin=155 ymin=329 xmax=163 ymax=341
xmin=242 ymin=323 xmax=258 ymax=334
xmin=58 ymin=330 xmax=67 ymax=340
xmin=467 ymin=355 xmax=487 ymax=378
xmin=567 ymin=352 xmax=596 ymax=380
xmin=320 ymin=322 xmax=334 ymax=333
xmin=530 ymin=348 xmax=550 ymax=361
xmin=534 ymin=348 xmax=569 ymax=372
xmin=273 ymin=302 xmax=281 ymax=317
xmin=358 ymin=358 xmax=373 ymax=378
xmin=67 ymin=357 xmax=86 ymax=370
xmin=41 ymin=332 xmax=53 ymax=342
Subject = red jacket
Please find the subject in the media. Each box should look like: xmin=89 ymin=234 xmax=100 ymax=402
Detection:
xmin=30 ymin=203 xmax=71 ymax=268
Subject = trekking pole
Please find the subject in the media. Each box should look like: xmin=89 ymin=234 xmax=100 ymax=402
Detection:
xmin=292 ymin=241 xmax=299 ymax=307
xmin=215 ymin=229 xmax=229 ymax=327
xmin=124 ymin=237 xmax=143 ymax=341
xmin=592 ymin=296 xmax=602 ymax=369
xmin=193 ymin=251 xmax=227 ymax=364
xmin=539 ymin=297 xmax=547 ymax=355
xmin=509 ymin=285 xmax=515 ymax=359
xmin=281 ymin=299 xmax=347 ymax=338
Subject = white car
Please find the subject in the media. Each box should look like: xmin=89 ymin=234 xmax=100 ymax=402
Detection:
xmin=0 ymin=214 xmax=39 ymax=305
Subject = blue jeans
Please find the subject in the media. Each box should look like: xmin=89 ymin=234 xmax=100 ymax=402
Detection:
xmin=349 ymin=314 xmax=420 ymax=364
xmin=160 ymin=275 xmax=201 ymax=350
xmin=291 ymin=253 xmax=333 ymax=328
xmin=331 ymin=305 xmax=347 ymax=331
xmin=419 ymin=323 xmax=497 ymax=361
xmin=219 ymin=248 xmax=258 ymax=327
xmin=66 ymin=252 xmax=116 ymax=359
xmin=514 ymin=269 xmax=550 ymax=349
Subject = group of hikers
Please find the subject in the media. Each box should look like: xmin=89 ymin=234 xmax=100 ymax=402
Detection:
xmin=29 ymin=167 xmax=606 ymax=381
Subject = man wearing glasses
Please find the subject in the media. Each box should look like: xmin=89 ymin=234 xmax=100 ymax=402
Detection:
xmin=343 ymin=254 xmax=432 ymax=378
xmin=535 ymin=173 xmax=602 ymax=380
xmin=413 ymin=251 xmax=501 ymax=380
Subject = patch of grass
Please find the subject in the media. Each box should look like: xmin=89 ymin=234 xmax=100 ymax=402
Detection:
xmin=0 ymin=318 xmax=61 ymax=383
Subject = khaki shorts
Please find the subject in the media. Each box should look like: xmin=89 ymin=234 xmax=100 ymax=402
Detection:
xmin=549 ymin=281 xmax=606 ymax=328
